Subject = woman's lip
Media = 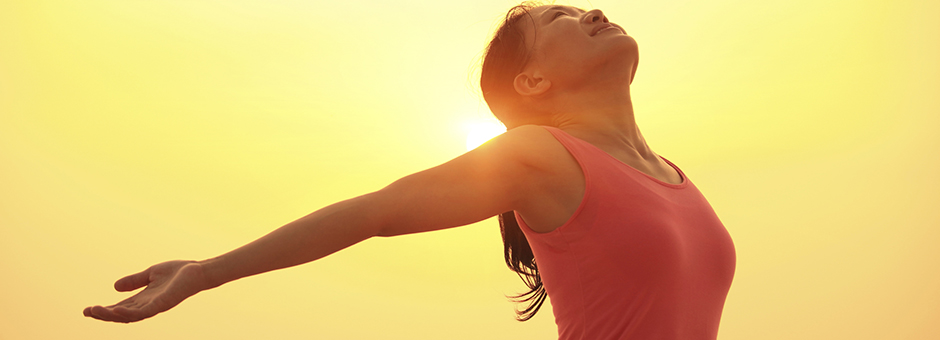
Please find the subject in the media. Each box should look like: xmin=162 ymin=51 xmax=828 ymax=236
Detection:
xmin=595 ymin=26 xmax=622 ymax=35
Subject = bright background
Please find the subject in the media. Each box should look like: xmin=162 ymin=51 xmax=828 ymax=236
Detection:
xmin=1 ymin=0 xmax=938 ymax=339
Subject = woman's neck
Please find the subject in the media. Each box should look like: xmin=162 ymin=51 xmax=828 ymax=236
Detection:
xmin=547 ymin=88 xmax=657 ymax=162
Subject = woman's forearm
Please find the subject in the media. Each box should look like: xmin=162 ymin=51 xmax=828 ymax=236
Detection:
xmin=196 ymin=192 xmax=386 ymax=290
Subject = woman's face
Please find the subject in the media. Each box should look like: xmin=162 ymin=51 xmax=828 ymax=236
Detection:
xmin=520 ymin=5 xmax=637 ymax=91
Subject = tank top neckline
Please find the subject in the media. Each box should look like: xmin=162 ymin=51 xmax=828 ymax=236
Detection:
xmin=543 ymin=126 xmax=689 ymax=188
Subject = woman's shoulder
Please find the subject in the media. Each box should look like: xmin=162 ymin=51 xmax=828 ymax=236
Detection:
xmin=497 ymin=124 xmax=552 ymax=141
xmin=494 ymin=125 xmax=586 ymax=233
xmin=475 ymin=124 xmax=581 ymax=183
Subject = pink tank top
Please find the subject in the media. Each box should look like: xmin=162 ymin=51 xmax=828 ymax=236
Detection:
xmin=514 ymin=126 xmax=736 ymax=340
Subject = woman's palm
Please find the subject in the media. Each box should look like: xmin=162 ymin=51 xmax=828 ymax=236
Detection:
xmin=84 ymin=260 xmax=207 ymax=323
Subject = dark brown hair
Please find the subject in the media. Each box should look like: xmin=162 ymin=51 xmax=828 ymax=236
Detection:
xmin=498 ymin=211 xmax=546 ymax=321
xmin=480 ymin=1 xmax=547 ymax=130
xmin=482 ymin=1 xmax=549 ymax=322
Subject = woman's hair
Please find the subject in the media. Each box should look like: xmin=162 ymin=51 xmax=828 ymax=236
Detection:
xmin=482 ymin=2 xmax=550 ymax=321
xmin=498 ymin=211 xmax=547 ymax=321
xmin=480 ymin=1 xmax=546 ymax=130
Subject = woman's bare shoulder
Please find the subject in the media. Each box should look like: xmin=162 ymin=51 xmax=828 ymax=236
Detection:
xmin=487 ymin=124 xmax=576 ymax=172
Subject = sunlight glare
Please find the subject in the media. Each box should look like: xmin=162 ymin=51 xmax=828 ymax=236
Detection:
xmin=465 ymin=121 xmax=507 ymax=151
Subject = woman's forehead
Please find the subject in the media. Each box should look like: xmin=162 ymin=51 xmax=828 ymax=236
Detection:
xmin=532 ymin=4 xmax=587 ymax=18
xmin=519 ymin=5 xmax=589 ymax=42
xmin=522 ymin=5 xmax=588 ymax=32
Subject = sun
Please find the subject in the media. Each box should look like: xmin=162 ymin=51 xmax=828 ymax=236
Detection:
xmin=465 ymin=120 xmax=507 ymax=151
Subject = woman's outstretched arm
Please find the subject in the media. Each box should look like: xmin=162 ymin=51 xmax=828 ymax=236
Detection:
xmin=83 ymin=125 xmax=564 ymax=323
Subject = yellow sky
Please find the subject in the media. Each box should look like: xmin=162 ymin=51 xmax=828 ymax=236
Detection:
xmin=1 ymin=0 xmax=938 ymax=339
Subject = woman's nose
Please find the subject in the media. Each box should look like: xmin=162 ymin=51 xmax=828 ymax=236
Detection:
xmin=583 ymin=9 xmax=609 ymax=24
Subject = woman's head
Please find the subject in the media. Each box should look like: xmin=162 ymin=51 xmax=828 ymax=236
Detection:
xmin=480 ymin=2 xmax=638 ymax=129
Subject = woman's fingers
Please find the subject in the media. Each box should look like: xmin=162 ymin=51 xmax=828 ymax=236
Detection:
xmin=114 ymin=268 xmax=151 ymax=292
xmin=87 ymin=305 xmax=133 ymax=323
xmin=84 ymin=301 xmax=147 ymax=322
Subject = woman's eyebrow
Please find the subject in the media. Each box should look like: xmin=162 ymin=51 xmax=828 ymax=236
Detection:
xmin=540 ymin=5 xmax=587 ymax=24
xmin=544 ymin=5 xmax=587 ymax=15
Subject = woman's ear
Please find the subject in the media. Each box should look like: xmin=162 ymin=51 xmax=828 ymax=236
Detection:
xmin=513 ymin=71 xmax=551 ymax=97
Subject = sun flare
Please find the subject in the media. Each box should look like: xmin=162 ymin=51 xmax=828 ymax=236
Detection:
xmin=465 ymin=121 xmax=507 ymax=151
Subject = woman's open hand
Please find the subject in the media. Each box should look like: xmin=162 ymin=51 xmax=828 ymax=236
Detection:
xmin=84 ymin=260 xmax=209 ymax=323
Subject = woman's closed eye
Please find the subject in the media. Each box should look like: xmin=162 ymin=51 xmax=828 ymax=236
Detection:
xmin=552 ymin=11 xmax=566 ymax=20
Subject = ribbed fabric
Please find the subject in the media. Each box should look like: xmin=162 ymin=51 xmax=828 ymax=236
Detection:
xmin=515 ymin=126 xmax=736 ymax=340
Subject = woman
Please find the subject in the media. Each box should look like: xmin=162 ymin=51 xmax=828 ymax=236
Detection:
xmin=84 ymin=2 xmax=736 ymax=339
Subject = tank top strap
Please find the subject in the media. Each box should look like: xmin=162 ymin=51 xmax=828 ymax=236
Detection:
xmin=539 ymin=125 xmax=597 ymax=184
xmin=539 ymin=125 xmax=689 ymax=189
